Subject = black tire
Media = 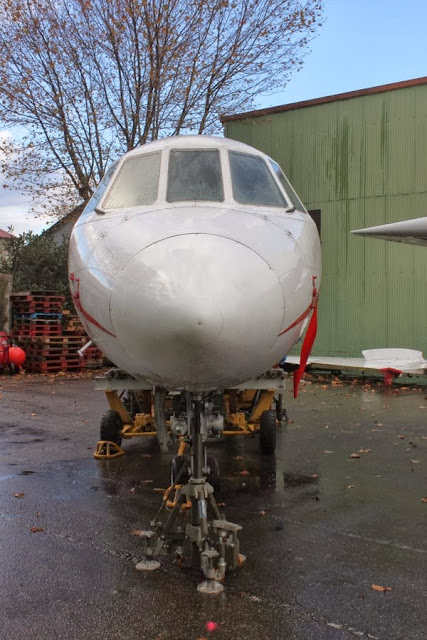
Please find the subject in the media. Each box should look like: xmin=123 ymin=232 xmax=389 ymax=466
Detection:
xmin=259 ymin=410 xmax=277 ymax=454
xmin=100 ymin=410 xmax=123 ymax=445
xmin=170 ymin=455 xmax=189 ymax=486
xmin=206 ymin=455 xmax=220 ymax=492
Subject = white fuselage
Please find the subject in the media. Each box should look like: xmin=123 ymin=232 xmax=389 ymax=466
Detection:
xmin=69 ymin=136 xmax=321 ymax=391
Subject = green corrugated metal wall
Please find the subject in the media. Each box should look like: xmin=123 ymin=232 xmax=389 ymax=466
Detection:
xmin=224 ymin=84 xmax=427 ymax=357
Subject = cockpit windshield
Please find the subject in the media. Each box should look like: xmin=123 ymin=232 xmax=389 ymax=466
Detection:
xmin=229 ymin=151 xmax=287 ymax=208
xmin=167 ymin=149 xmax=224 ymax=202
xmin=103 ymin=152 xmax=161 ymax=209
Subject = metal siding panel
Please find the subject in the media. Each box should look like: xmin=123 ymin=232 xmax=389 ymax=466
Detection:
xmin=225 ymin=84 xmax=427 ymax=357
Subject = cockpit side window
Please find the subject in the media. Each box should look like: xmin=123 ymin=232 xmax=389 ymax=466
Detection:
xmin=103 ymin=152 xmax=161 ymax=209
xmin=229 ymin=152 xmax=287 ymax=207
xmin=167 ymin=149 xmax=224 ymax=202
xmin=269 ymin=159 xmax=306 ymax=212
xmin=82 ymin=161 xmax=119 ymax=215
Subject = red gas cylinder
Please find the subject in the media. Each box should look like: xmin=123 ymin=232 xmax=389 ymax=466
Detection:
xmin=0 ymin=332 xmax=8 ymax=366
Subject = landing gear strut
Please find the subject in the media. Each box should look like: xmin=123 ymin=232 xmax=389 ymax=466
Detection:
xmin=135 ymin=394 xmax=243 ymax=593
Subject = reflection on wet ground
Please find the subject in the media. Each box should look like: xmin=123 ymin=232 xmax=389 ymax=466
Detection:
xmin=1 ymin=375 xmax=427 ymax=639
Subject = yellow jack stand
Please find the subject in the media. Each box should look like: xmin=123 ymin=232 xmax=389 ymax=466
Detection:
xmin=94 ymin=440 xmax=125 ymax=459
xmin=165 ymin=485 xmax=192 ymax=511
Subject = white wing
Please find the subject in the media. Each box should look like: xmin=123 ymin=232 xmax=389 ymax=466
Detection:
xmin=351 ymin=217 xmax=427 ymax=247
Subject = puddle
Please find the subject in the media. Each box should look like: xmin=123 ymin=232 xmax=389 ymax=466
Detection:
xmin=283 ymin=472 xmax=319 ymax=488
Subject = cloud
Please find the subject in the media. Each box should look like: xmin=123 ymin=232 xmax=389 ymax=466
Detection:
xmin=0 ymin=203 xmax=49 ymax=235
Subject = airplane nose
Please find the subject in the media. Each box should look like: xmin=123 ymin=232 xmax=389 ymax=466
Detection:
xmin=110 ymin=234 xmax=284 ymax=389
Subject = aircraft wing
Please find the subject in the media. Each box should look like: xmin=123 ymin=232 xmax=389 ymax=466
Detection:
xmin=351 ymin=217 xmax=427 ymax=247
xmin=282 ymin=348 xmax=427 ymax=381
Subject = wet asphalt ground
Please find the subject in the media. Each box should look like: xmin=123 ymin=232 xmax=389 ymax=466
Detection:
xmin=1 ymin=372 xmax=427 ymax=640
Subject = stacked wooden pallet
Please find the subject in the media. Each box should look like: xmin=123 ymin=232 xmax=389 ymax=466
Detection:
xmin=11 ymin=291 xmax=105 ymax=373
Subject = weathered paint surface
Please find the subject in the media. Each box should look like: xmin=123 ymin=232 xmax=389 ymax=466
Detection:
xmin=225 ymin=84 xmax=427 ymax=357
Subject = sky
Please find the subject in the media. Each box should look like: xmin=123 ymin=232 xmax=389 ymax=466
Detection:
xmin=1 ymin=0 xmax=427 ymax=235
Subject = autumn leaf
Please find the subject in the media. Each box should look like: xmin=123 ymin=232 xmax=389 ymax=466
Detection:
xmin=30 ymin=526 xmax=45 ymax=533
xmin=131 ymin=530 xmax=145 ymax=537
xmin=371 ymin=584 xmax=392 ymax=592
xmin=421 ymin=497 xmax=427 ymax=504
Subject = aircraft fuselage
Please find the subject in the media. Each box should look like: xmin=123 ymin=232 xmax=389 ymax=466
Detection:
xmin=69 ymin=136 xmax=321 ymax=391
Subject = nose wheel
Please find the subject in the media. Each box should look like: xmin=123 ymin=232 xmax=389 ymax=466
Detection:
xmin=135 ymin=394 xmax=243 ymax=592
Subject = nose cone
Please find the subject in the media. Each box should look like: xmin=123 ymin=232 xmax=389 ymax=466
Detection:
xmin=110 ymin=234 xmax=284 ymax=389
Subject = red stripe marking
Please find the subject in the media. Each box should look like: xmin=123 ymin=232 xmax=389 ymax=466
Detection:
xmin=278 ymin=305 xmax=311 ymax=336
xmin=278 ymin=275 xmax=319 ymax=337
xmin=70 ymin=274 xmax=116 ymax=338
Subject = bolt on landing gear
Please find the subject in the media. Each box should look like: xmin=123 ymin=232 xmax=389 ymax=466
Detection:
xmin=135 ymin=394 xmax=244 ymax=593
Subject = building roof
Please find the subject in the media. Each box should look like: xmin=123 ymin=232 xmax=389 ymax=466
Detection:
xmin=0 ymin=229 xmax=14 ymax=239
xmin=221 ymin=76 xmax=427 ymax=124
xmin=43 ymin=203 xmax=85 ymax=237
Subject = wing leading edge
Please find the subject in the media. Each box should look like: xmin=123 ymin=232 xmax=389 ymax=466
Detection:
xmin=351 ymin=216 xmax=427 ymax=247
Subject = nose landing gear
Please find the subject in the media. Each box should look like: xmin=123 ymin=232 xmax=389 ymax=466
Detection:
xmin=135 ymin=394 xmax=243 ymax=593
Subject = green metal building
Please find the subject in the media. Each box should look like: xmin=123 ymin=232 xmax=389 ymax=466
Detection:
xmin=222 ymin=77 xmax=427 ymax=357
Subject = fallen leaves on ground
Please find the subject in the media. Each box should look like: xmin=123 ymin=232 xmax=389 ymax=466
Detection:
xmin=30 ymin=527 xmax=45 ymax=533
xmin=371 ymin=584 xmax=392 ymax=593
xmin=131 ymin=530 xmax=145 ymax=537
xmin=14 ymin=492 xmax=25 ymax=498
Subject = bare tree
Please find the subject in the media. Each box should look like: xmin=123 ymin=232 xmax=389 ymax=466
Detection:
xmin=0 ymin=0 xmax=323 ymax=218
